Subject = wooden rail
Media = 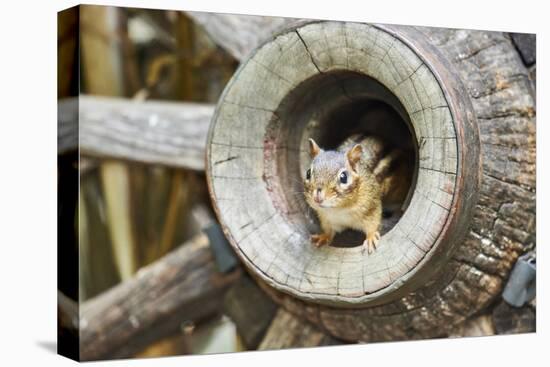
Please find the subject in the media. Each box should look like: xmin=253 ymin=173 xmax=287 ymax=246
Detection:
xmin=58 ymin=96 xmax=215 ymax=170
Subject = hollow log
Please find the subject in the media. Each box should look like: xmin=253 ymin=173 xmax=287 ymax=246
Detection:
xmin=259 ymin=309 xmax=341 ymax=350
xmin=79 ymin=233 xmax=241 ymax=361
xmin=206 ymin=21 xmax=535 ymax=341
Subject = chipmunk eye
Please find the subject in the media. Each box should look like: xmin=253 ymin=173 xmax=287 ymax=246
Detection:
xmin=339 ymin=171 xmax=348 ymax=184
xmin=306 ymin=169 xmax=311 ymax=180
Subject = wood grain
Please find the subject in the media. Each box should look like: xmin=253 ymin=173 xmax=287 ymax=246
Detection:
xmin=206 ymin=21 xmax=478 ymax=307
xmin=248 ymin=25 xmax=535 ymax=342
xmin=58 ymin=96 xmax=214 ymax=170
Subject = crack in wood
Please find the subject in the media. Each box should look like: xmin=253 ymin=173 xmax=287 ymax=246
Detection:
xmin=410 ymin=105 xmax=449 ymax=114
xmin=452 ymin=256 xmax=504 ymax=279
xmin=470 ymin=73 xmax=530 ymax=99
xmin=239 ymin=221 xmax=252 ymax=230
xmin=295 ymin=30 xmax=323 ymax=74
xmin=372 ymin=39 xmax=396 ymax=76
xmin=394 ymin=61 xmax=425 ymax=90
xmin=483 ymin=172 xmax=535 ymax=193
xmin=236 ymin=212 xmax=278 ymax=244
xmin=211 ymin=141 xmax=264 ymax=149
xmin=223 ymin=100 xmax=276 ymax=114
xmin=419 ymin=165 xmax=457 ymax=176
xmin=214 ymin=155 xmax=240 ymax=166
xmin=456 ymin=40 xmax=507 ymax=62
xmin=250 ymin=58 xmax=294 ymax=85
xmin=450 ymin=260 xmax=501 ymax=299
xmin=342 ymin=22 xmax=350 ymax=69
xmin=212 ymin=175 xmax=259 ymax=180
xmin=476 ymin=107 xmax=536 ymax=120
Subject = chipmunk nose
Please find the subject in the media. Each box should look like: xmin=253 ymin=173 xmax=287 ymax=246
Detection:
xmin=314 ymin=188 xmax=323 ymax=203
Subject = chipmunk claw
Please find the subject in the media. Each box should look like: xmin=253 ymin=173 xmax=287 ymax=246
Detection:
xmin=311 ymin=234 xmax=332 ymax=248
xmin=362 ymin=231 xmax=380 ymax=255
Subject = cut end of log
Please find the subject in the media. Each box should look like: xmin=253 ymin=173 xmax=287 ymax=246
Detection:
xmin=207 ymin=21 xmax=480 ymax=307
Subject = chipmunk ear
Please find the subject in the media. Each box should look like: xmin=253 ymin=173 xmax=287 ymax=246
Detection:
xmin=347 ymin=144 xmax=363 ymax=172
xmin=308 ymin=138 xmax=321 ymax=158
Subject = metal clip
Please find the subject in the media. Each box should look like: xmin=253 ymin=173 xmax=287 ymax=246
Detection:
xmin=502 ymin=252 xmax=536 ymax=307
xmin=204 ymin=223 xmax=239 ymax=273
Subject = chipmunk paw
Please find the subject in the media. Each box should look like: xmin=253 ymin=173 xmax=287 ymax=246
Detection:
xmin=311 ymin=233 xmax=332 ymax=248
xmin=362 ymin=231 xmax=380 ymax=255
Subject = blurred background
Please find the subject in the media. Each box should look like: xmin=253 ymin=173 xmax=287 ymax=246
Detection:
xmin=58 ymin=5 xmax=247 ymax=357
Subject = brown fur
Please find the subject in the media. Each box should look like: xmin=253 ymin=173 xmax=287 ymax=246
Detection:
xmin=304 ymin=135 xmax=412 ymax=253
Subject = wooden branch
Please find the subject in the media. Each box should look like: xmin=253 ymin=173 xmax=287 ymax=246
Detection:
xmin=58 ymin=96 xmax=215 ymax=171
xmin=187 ymin=12 xmax=303 ymax=62
xmin=259 ymin=309 xmax=340 ymax=350
xmin=79 ymin=233 xmax=241 ymax=361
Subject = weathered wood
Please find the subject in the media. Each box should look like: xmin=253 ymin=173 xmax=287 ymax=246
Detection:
xmin=259 ymin=309 xmax=340 ymax=350
xmin=448 ymin=314 xmax=495 ymax=337
xmin=57 ymin=96 xmax=215 ymax=170
xmin=223 ymin=275 xmax=278 ymax=349
xmin=207 ymin=21 xmax=478 ymax=307
xmin=492 ymin=301 xmax=536 ymax=335
xmin=206 ymin=20 xmax=535 ymax=342
xmin=187 ymin=12 xmax=302 ymax=62
xmin=509 ymin=33 xmax=536 ymax=66
xmin=79 ymin=233 xmax=241 ymax=361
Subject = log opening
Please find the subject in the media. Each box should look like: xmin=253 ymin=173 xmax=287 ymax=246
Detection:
xmin=270 ymin=70 xmax=418 ymax=247
xmin=207 ymin=21 xmax=480 ymax=308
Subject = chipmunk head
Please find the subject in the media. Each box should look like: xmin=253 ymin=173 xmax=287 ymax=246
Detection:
xmin=304 ymin=138 xmax=363 ymax=209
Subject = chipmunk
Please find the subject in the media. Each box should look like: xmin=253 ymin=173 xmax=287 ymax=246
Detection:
xmin=304 ymin=134 xmax=412 ymax=254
